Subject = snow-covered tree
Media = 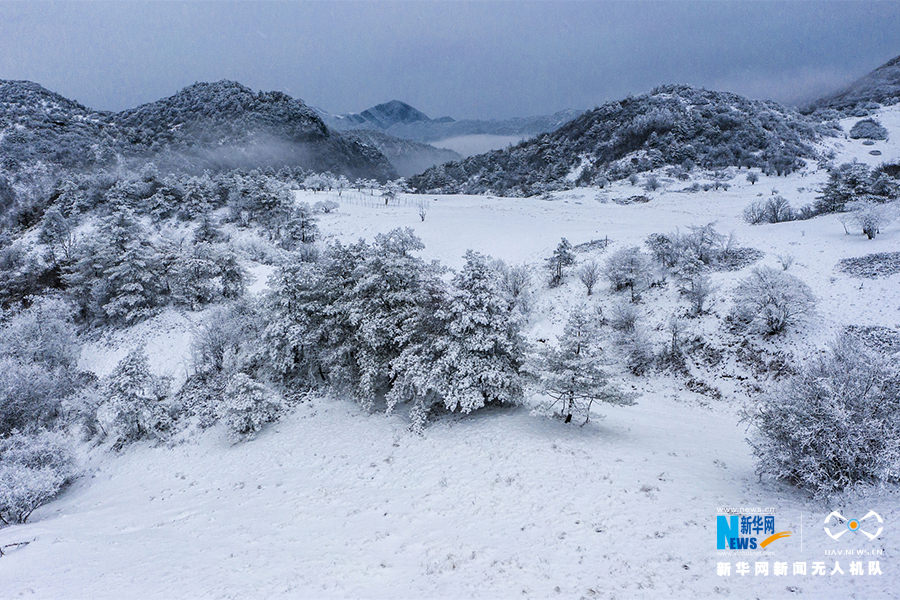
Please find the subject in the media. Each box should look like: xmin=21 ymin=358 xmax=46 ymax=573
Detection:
xmin=546 ymin=238 xmax=575 ymax=287
xmin=603 ymin=246 xmax=649 ymax=301
xmin=279 ymin=203 xmax=319 ymax=250
xmin=217 ymin=373 xmax=284 ymax=438
xmin=731 ymin=266 xmax=814 ymax=335
xmin=101 ymin=239 xmax=164 ymax=325
xmin=388 ymin=251 xmax=525 ymax=428
xmin=532 ymin=307 xmax=633 ymax=424
xmin=0 ymin=430 xmax=79 ymax=524
xmin=97 ymin=347 xmax=171 ymax=447
xmin=345 ymin=228 xmax=440 ymax=405
xmin=846 ymin=199 xmax=895 ymax=239
xmin=577 ymin=260 xmax=601 ymax=295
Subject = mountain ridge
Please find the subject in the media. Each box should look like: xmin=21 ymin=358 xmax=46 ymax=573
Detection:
xmin=410 ymin=84 xmax=828 ymax=196
xmin=806 ymin=53 xmax=900 ymax=115
xmin=0 ymin=79 xmax=397 ymax=181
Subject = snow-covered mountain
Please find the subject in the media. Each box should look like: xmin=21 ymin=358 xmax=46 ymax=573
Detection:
xmin=410 ymin=85 xmax=829 ymax=196
xmin=806 ymin=53 xmax=900 ymax=115
xmin=0 ymin=80 xmax=397 ymax=181
xmin=317 ymin=100 xmax=583 ymax=145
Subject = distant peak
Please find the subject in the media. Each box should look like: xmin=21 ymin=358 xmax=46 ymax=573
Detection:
xmin=360 ymin=100 xmax=431 ymax=128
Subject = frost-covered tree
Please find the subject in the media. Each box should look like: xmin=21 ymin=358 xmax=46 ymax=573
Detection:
xmin=577 ymin=260 xmax=601 ymax=295
xmin=263 ymin=240 xmax=368 ymax=386
xmin=0 ymin=297 xmax=81 ymax=435
xmin=547 ymin=238 xmax=575 ymax=287
xmin=0 ymin=430 xmax=79 ymax=524
xmin=532 ymin=307 xmax=633 ymax=424
xmin=345 ymin=228 xmax=440 ymax=404
xmin=682 ymin=272 xmax=716 ymax=317
xmin=101 ymin=239 xmax=164 ymax=325
xmin=731 ymin=266 xmax=815 ymax=335
xmin=846 ymin=199 xmax=895 ymax=239
xmin=747 ymin=335 xmax=900 ymax=498
xmin=603 ymin=246 xmax=649 ymax=301
xmin=0 ymin=296 xmax=79 ymax=370
xmin=192 ymin=214 xmax=226 ymax=245
xmin=217 ymin=373 xmax=284 ymax=438
xmin=38 ymin=206 xmax=76 ymax=264
xmin=388 ymin=251 xmax=525 ymax=428
xmin=815 ymin=162 xmax=874 ymax=214
xmin=279 ymin=203 xmax=319 ymax=250
xmin=97 ymin=347 xmax=171 ymax=446
xmin=494 ymin=260 xmax=533 ymax=314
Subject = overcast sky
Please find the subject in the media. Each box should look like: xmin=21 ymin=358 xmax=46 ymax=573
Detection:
xmin=1 ymin=1 xmax=898 ymax=120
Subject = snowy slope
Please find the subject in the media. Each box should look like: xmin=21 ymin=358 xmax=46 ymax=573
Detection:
xmin=2 ymin=108 xmax=900 ymax=599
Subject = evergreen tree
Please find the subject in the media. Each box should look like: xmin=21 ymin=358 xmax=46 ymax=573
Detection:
xmin=546 ymin=238 xmax=575 ymax=287
xmin=532 ymin=307 xmax=634 ymax=424
xmin=218 ymin=373 xmax=284 ymax=438
xmin=389 ymin=251 xmax=525 ymax=428
xmin=97 ymin=347 xmax=170 ymax=446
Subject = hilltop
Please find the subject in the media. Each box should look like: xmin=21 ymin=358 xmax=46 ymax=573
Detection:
xmin=806 ymin=53 xmax=900 ymax=116
xmin=410 ymin=85 xmax=828 ymax=196
xmin=0 ymin=80 xmax=397 ymax=181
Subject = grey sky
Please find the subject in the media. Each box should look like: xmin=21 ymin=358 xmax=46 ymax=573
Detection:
xmin=0 ymin=1 xmax=898 ymax=120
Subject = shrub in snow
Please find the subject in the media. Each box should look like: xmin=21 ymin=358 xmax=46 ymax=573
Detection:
xmin=746 ymin=335 xmax=900 ymax=498
xmin=313 ymin=200 xmax=339 ymax=214
xmin=731 ymin=266 xmax=814 ymax=335
xmin=643 ymin=174 xmax=662 ymax=192
xmin=97 ymin=347 xmax=171 ymax=447
xmin=218 ymin=373 xmax=284 ymax=438
xmin=848 ymin=118 xmax=888 ymax=141
xmin=0 ymin=430 xmax=79 ymax=524
xmin=532 ymin=307 xmax=634 ymax=424
xmin=609 ymin=300 xmax=639 ymax=333
xmin=846 ymin=199 xmax=895 ymax=239
xmin=681 ymin=272 xmax=716 ymax=317
xmin=743 ymin=197 xmax=794 ymax=225
xmin=494 ymin=260 xmax=533 ymax=314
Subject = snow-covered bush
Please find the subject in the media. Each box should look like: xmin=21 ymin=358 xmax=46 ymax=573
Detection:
xmin=682 ymin=272 xmax=716 ymax=317
xmin=609 ymin=300 xmax=639 ymax=333
xmin=96 ymin=347 xmax=172 ymax=447
xmin=0 ymin=298 xmax=81 ymax=435
xmin=849 ymin=118 xmax=888 ymax=141
xmin=743 ymin=196 xmax=794 ymax=224
xmin=0 ymin=430 xmax=79 ymax=524
xmin=731 ymin=266 xmax=815 ymax=335
xmin=747 ymin=335 xmax=900 ymax=498
xmin=531 ymin=307 xmax=633 ymax=424
xmin=217 ymin=373 xmax=284 ymax=438
xmin=846 ymin=199 xmax=895 ymax=239
xmin=313 ymin=200 xmax=339 ymax=214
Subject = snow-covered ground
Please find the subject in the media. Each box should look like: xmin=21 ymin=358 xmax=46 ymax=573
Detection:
xmin=2 ymin=108 xmax=900 ymax=599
